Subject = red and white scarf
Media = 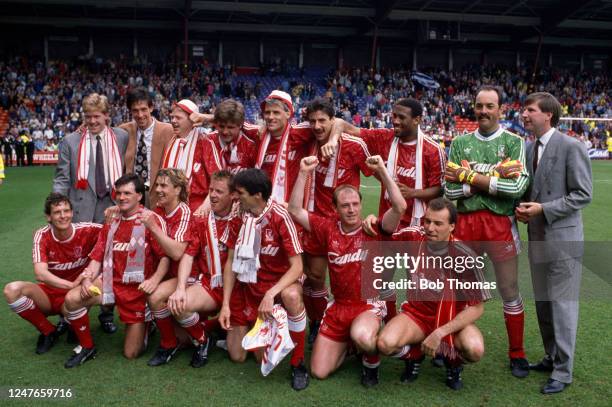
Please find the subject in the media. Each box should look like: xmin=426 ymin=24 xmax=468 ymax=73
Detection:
xmin=232 ymin=200 xmax=273 ymax=283
xmin=75 ymin=127 xmax=122 ymax=192
xmin=386 ymin=128 xmax=427 ymax=226
xmin=205 ymin=210 xmax=231 ymax=288
xmin=255 ymin=125 xmax=291 ymax=202
xmin=303 ymin=138 xmax=342 ymax=211
xmin=162 ymin=129 xmax=200 ymax=179
xmin=101 ymin=215 xmax=146 ymax=305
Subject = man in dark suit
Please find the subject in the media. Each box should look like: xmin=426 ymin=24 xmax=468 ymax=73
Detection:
xmin=120 ymin=88 xmax=173 ymax=208
xmin=53 ymin=93 xmax=129 ymax=334
xmin=516 ymin=92 xmax=592 ymax=394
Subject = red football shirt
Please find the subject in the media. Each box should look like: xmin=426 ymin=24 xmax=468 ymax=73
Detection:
xmin=311 ymin=134 xmax=373 ymax=217
xmin=90 ymin=213 xmax=167 ymax=283
xmin=256 ymin=122 xmax=314 ymax=201
xmin=154 ymin=202 xmax=193 ymax=279
xmin=243 ymin=201 xmax=303 ymax=296
xmin=32 ymin=222 xmax=102 ymax=282
xmin=188 ymin=135 xmax=224 ymax=212
xmin=308 ymin=214 xmax=388 ymax=303
xmin=206 ymin=127 xmax=258 ymax=175
xmin=360 ymin=128 xmax=446 ymax=227
xmin=186 ymin=213 xmax=242 ymax=281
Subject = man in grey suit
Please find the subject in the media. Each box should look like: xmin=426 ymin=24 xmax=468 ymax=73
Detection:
xmin=53 ymin=93 xmax=129 ymax=334
xmin=53 ymin=93 xmax=129 ymax=223
xmin=516 ymin=92 xmax=592 ymax=394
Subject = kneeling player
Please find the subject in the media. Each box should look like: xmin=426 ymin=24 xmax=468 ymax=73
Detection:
xmin=288 ymin=155 xmax=406 ymax=386
xmin=4 ymin=193 xmax=101 ymax=354
xmin=219 ymin=169 xmax=309 ymax=391
xmin=167 ymin=170 xmax=241 ymax=367
xmin=376 ymin=198 xmax=491 ymax=390
xmin=62 ymin=174 xmax=168 ymax=368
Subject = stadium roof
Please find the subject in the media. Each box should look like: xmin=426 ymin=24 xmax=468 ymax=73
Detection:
xmin=1 ymin=0 xmax=611 ymax=48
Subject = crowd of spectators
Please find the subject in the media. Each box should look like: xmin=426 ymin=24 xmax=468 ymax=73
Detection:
xmin=0 ymin=56 xmax=610 ymax=165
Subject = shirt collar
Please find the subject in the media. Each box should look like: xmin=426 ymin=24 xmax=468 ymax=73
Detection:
xmin=138 ymin=118 xmax=155 ymax=135
xmin=538 ymin=127 xmax=555 ymax=147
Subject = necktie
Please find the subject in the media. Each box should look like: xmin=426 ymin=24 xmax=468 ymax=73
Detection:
xmin=135 ymin=131 xmax=148 ymax=183
xmin=533 ymin=140 xmax=541 ymax=174
xmin=95 ymin=135 xmax=107 ymax=199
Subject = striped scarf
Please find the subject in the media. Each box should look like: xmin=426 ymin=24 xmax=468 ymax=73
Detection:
xmin=255 ymin=125 xmax=291 ymax=202
xmin=303 ymin=137 xmax=342 ymax=211
xmin=162 ymin=128 xmax=200 ymax=179
xmin=232 ymin=200 xmax=273 ymax=283
xmin=75 ymin=127 xmax=122 ymax=193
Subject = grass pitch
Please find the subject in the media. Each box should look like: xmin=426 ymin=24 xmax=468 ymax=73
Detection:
xmin=0 ymin=163 xmax=611 ymax=406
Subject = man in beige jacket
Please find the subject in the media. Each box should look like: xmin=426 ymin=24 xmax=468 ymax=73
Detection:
xmin=121 ymin=88 xmax=173 ymax=208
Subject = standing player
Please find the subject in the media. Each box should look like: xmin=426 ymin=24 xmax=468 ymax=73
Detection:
xmin=218 ymin=169 xmax=308 ymax=391
xmin=4 ymin=193 xmax=101 ymax=354
xmin=140 ymin=168 xmax=193 ymax=367
xmin=376 ymin=198 xmax=491 ymax=390
xmin=444 ymin=85 xmax=530 ymax=377
xmin=167 ymin=170 xmax=241 ymax=367
xmin=61 ymin=174 xmax=168 ymax=367
xmin=300 ymin=98 xmax=374 ymax=343
xmin=288 ymin=155 xmax=406 ymax=386
xmin=161 ymin=99 xmax=221 ymax=213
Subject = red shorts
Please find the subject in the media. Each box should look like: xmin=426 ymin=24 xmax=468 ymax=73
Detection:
xmin=114 ymin=283 xmax=146 ymax=324
xmin=38 ymin=283 xmax=69 ymax=315
xmin=229 ymin=281 xmax=278 ymax=327
xmin=198 ymin=277 xmax=223 ymax=308
xmin=319 ymin=300 xmax=386 ymax=343
xmin=454 ymin=210 xmax=520 ymax=262
xmin=302 ymin=231 xmax=327 ymax=256
xmin=400 ymin=301 xmax=436 ymax=336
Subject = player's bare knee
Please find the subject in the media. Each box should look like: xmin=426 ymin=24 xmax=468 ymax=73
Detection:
xmin=376 ymin=334 xmax=396 ymax=356
xmin=147 ymin=292 xmax=165 ymax=310
xmin=310 ymin=364 xmax=330 ymax=380
xmin=353 ymin=328 xmax=377 ymax=353
xmin=228 ymin=349 xmax=247 ymax=363
xmin=3 ymin=282 xmax=21 ymax=301
xmin=281 ymin=285 xmax=302 ymax=308
xmin=464 ymin=341 xmax=485 ymax=363
xmin=63 ymin=289 xmax=81 ymax=310
xmin=123 ymin=348 xmax=140 ymax=360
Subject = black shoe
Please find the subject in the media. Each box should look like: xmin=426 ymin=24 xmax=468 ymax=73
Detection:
xmin=541 ymin=378 xmax=569 ymax=394
xmin=530 ymin=356 xmax=554 ymax=372
xmin=510 ymin=357 xmax=530 ymax=378
xmin=147 ymin=346 xmax=178 ymax=367
xmin=98 ymin=312 xmax=117 ymax=334
xmin=431 ymin=354 xmax=445 ymax=368
xmin=35 ymin=330 xmax=59 ymax=354
xmin=308 ymin=320 xmax=320 ymax=346
xmin=65 ymin=346 xmax=97 ymax=368
xmin=445 ymin=365 xmax=464 ymax=391
xmin=190 ymin=339 xmax=210 ymax=368
xmin=400 ymin=357 xmax=424 ymax=383
xmin=361 ymin=365 xmax=379 ymax=387
xmin=55 ymin=318 xmax=69 ymax=336
xmin=291 ymin=362 xmax=309 ymax=391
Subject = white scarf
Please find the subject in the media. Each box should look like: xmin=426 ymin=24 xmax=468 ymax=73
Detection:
xmin=162 ymin=128 xmax=200 ymax=179
xmin=232 ymin=200 xmax=273 ymax=283
xmin=75 ymin=127 xmax=122 ymax=193
xmin=385 ymin=128 xmax=427 ymax=226
xmin=205 ymin=210 xmax=231 ymax=288
xmin=303 ymin=138 xmax=342 ymax=211
xmin=101 ymin=216 xmax=146 ymax=305
xmin=255 ymin=125 xmax=291 ymax=202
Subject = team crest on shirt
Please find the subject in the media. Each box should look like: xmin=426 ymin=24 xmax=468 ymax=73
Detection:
xmin=497 ymin=145 xmax=506 ymax=159
xmin=74 ymin=246 xmax=82 ymax=258
xmin=265 ymin=229 xmax=274 ymax=242
xmin=49 ymin=251 xmax=55 ymax=258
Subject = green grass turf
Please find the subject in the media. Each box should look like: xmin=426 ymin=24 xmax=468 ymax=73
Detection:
xmin=0 ymin=163 xmax=611 ymax=406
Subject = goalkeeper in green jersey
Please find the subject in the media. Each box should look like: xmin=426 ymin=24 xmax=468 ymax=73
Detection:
xmin=444 ymin=85 xmax=530 ymax=379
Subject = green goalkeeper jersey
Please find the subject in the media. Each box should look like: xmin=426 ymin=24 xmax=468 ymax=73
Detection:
xmin=444 ymin=127 xmax=529 ymax=216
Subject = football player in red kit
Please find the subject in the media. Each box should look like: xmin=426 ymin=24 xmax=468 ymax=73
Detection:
xmin=289 ymin=155 xmax=406 ymax=387
xmin=4 ymin=193 xmax=101 ymax=354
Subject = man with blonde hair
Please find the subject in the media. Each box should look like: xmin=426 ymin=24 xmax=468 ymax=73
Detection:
xmin=52 ymin=93 xmax=129 ymax=334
